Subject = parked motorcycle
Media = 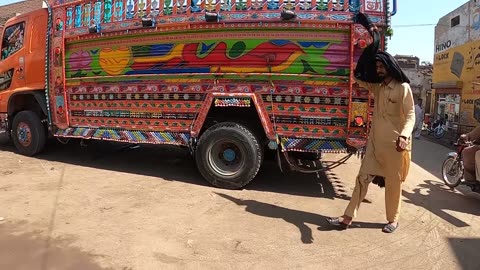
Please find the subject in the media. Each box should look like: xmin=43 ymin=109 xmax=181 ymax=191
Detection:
xmin=425 ymin=118 xmax=447 ymax=139
xmin=441 ymin=138 xmax=480 ymax=193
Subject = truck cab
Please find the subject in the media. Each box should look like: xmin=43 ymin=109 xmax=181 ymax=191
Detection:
xmin=0 ymin=9 xmax=49 ymax=150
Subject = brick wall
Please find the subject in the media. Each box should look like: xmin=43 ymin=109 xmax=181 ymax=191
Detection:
xmin=0 ymin=0 xmax=43 ymax=27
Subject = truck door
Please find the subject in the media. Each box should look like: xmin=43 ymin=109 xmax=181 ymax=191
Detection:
xmin=0 ymin=21 xmax=27 ymax=110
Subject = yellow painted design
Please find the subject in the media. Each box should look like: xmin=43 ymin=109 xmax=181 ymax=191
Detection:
xmin=99 ymin=46 xmax=132 ymax=75
xmin=350 ymin=102 xmax=367 ymax=120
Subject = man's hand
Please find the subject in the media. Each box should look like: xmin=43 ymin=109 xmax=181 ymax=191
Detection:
xmin=396 ymin=136 xmax=408 ymax=152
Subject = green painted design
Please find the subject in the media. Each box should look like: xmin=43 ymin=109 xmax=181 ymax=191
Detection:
xmin=65 ymin=34 xmax=351 ymax=82
xmin=293 ymin=127 xmax=300 ymax=132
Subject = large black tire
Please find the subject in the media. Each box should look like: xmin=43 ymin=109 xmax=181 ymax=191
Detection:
xmin=12 ymin=111 xmax=46 ymax=156
xmin=195 ymin=122 xmax=263 ymax=189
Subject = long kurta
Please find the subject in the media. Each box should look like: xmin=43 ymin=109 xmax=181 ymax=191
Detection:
xmin=344 ymin=78 xmax=416 ymax=222
xmin=357 ymin=79 xmax=416 ymax=181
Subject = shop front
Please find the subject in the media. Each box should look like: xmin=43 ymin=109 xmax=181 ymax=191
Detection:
xmin=433 ymin=40 xmax=480 ymax=130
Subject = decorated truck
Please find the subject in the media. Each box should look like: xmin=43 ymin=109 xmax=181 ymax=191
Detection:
xmin=0 ymin=0 xmax=396 ymax=189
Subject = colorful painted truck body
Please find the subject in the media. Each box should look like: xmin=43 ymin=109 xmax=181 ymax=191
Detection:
xmin=0 ymin=0 xmax=395 ymax=188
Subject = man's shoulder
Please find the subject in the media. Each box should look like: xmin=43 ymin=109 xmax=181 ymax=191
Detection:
xmin=394 ymin=81 xmax=411 ymax=91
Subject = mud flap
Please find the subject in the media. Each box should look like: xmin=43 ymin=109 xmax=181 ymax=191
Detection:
xmin=0 ymin=113 xmax=9 ymax=144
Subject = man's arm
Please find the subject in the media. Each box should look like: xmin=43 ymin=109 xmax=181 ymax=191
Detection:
xmin=355 ymin=79 xmax=379 ymax=95
xmin=400 ymin=83 xmax=416 ymax=138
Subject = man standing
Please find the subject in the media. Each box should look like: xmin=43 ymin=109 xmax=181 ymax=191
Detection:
xmin=414 ymin=100 xmax=423 ymax=139
xmin=326 ymin=26 xmax=416 ymax=233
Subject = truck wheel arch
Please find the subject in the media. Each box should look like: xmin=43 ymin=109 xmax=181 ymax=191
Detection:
xmin=7 ymin=91 xmax=48 ymax=120
xmin=192 ymin=94 xmax=275 ymax=141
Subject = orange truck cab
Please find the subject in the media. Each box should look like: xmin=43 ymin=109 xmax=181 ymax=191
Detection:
xmin=0 ymin=8 xmax=48 ymax=146
xmin=0 ymin=1 xmax=397 ymax=189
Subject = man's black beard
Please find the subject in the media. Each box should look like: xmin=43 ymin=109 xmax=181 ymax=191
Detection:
xmin=377 ymin=74 xmax=385 ymax=81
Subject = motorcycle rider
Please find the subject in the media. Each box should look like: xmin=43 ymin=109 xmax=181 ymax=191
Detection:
xmin=460 ymin=126 xmax=480 ymax=181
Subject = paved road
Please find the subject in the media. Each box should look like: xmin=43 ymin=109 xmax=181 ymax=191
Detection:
xmin=0 ymin=137 xmax=479 ymax=270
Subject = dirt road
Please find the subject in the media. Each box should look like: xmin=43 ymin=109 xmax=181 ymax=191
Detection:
xmin=1 ymin=138 xmax=479 ymax=270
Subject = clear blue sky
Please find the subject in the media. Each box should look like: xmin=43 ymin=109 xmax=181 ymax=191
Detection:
xmin=1 ymin=0 xmax=469 ymax=63
xmin=387 ymin=0 xmax=469 ymax=63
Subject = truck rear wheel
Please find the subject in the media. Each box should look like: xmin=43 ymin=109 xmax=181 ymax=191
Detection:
xmin=195 ymin=122 xmax=263 ymax=189
xmin=12 ymin=111 xmax=46 ymax=156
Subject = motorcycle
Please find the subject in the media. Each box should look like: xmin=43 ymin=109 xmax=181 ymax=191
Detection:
xmin=441 ymin=138 xmax=480 ymax=193
xmin=425 ymin=118 xmax=447 ymax=139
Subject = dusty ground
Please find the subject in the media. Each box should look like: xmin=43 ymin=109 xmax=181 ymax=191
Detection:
xmin=0 ymin=138 xmax=479 ymax=270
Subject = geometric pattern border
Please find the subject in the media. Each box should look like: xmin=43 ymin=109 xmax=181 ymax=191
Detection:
xmin=55 ymin=127 xmax=190 ymax=146
xmin=280 ymin=137 xmax=347 ymax=153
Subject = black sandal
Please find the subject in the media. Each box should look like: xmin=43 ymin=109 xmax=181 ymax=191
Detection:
xmin=382 ymin=223 xmax=399 ymax=233
xmin=326 ymin=217 xmax=350 ymax=230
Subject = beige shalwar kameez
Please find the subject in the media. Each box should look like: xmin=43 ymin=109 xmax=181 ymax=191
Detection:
xmin=345 ymin=79 xmax=416 ymax=222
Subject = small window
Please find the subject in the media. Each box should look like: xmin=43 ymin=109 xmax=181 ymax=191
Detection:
xmin=1 ymin=22 xmax=25 ymax=60
xmin=451 ymin=15 xmax=460 ymax=27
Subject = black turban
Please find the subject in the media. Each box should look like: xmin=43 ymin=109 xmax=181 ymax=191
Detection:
xmin=375 ymin=51 xmax=410 ymax=84
xmin=353 ymin=13 xmax=410 ymax=84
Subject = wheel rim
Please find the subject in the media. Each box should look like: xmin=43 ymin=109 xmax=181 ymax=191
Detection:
xmin=17 ymin=122 xmax=32 ymax=147
xmin=207 ymin=139 xmax=246 ymax=177
xmin=442 ymin=158 xmax=462 ymax=185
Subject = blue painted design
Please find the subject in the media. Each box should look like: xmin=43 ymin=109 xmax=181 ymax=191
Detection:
xmin=66 ymin=7 xmax=73 ymax=28
xmin=103 ymin=0 xmax=113 ymax=23
xmin=74 ymin=5 xmax=82 ymax=28
xmin=94 ymin=1 xmax=102 ymax=24
xmin=114 ymin=0 xmax=124 ymax=21
xmin=200 ymin=43 xmax=217 ymax=54
xmin=270 ymin=40 xmax=292 ymax=46
xmin=297 ymin=14 xmax=316 ymax=19
xmin=298 ymin=41 xmax=330 ymax=49
xmin=126 ymin=0 xmax=135 ymax=19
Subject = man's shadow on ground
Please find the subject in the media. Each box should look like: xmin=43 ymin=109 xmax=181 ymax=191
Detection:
xmin=215 ymin=193 xmax=384 ymax=244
